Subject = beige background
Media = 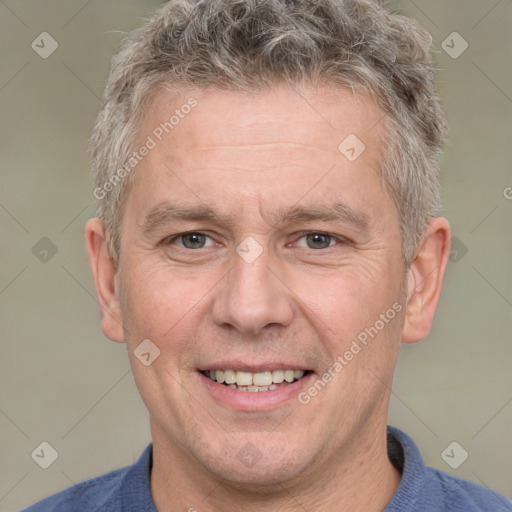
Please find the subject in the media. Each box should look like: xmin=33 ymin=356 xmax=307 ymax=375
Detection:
xmin=1 ymin=1 xmax=511 ymax=510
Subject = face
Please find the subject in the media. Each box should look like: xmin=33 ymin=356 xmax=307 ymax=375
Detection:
xmin=107 ymin=85 xmax=410 ymax=486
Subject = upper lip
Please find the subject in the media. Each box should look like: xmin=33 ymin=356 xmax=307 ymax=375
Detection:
xmin=199 ymin=361 xmax=312 ymax=373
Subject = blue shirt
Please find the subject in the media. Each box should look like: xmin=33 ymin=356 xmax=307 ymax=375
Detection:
xmin=22 ymin=426 xmax=512 ymax=511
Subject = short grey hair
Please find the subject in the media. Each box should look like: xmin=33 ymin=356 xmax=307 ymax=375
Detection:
xmin=90 ymin=0 xmax=448 ymax=265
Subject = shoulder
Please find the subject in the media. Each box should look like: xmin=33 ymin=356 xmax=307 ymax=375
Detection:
xmin=424 ymin=466 xmax=512 ymax=511
xmin=21 ymin=466 xmax=128 ymax=512
xmin=386 ymin=427 xmax=512 ymax=512
xmin=21 ymin=445 xmax=155 ymax=512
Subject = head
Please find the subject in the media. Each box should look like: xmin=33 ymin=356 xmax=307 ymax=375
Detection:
xmin=91 ymin=0 xmax=448 ymax=267
xmin=86 ymin=0 xmax=450 ymax=496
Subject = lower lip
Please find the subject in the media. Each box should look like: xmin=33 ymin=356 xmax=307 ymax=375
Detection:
xmin=198 ymin=371 xmax=315 ymax=411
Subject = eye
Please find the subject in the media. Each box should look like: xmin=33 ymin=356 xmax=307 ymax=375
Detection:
xmin=295 ymin=232 xmax=338 ymax=249
xmin=171 ymin=232 xmax=215 ymax=249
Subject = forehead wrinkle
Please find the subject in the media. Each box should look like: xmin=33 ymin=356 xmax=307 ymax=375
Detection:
xmin=189 ymin=142 xmax=339 ymax=154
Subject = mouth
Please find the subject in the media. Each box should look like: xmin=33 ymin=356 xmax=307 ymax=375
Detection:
xmin=200 ymin=369 xmax=312 ymax=392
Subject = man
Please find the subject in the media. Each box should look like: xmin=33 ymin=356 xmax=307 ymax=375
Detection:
xmin=23 ymin=0 xmax=511 ymax=510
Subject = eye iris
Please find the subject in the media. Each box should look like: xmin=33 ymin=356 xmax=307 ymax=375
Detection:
xmin=306 ymin=233 xmax=331 ymax=249
xmin=182 ymin=233 xmax=206 ymax=249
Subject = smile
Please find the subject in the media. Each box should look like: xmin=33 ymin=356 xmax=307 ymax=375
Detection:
xmin=201 ymin=369 xmax=310 ymax=392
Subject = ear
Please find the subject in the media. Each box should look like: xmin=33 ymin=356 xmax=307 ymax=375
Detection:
xmin=402 ymin=217 xmax=451 ymax=344
xmin=85 ymin=218 xmax=125 ymax=343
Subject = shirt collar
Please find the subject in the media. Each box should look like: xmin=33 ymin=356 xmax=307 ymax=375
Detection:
xmin=384 ymin=426 xmax=431 ymax=511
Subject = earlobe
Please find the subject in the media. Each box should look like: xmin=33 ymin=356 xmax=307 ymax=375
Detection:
xmin=84 ymin=218 xmax=125 ymax=343
xmin=402 ymin=217 xmax=451 ymax=344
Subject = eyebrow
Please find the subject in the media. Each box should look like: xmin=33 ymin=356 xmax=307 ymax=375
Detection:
xmin=272 ymin=203 xmax=371 ymax=232
xmin=139 ymin=201 xmax=371 ymax=238
xmin=139 ymin=203 xmax=220 ymax=237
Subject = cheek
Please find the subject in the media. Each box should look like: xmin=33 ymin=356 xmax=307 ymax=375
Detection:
xmin=120 ymin=262 xmax=210 ymax=344
xmin=291 ymin=258 xmax=401 ymax=339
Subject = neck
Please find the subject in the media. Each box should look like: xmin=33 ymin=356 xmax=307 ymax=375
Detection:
xmin=150 ymin=420 xmax=401 ymax=512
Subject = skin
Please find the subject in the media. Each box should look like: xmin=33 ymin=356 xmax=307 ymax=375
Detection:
xmin=86 ymin=84 xmax=450 ymax=511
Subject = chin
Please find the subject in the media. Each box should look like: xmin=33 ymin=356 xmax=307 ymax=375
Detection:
xmin=199 ymin=437 xmax=313 ymax=489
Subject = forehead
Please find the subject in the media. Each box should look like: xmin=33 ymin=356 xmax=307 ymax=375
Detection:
xmin=142 ymin=83 xmax=383 ymax=157
xmin=127 ymin=84 xmax=393 ymax=223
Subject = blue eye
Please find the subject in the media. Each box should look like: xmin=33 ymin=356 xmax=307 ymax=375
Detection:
xmin=306 ymin=233 xmax=334 ymax=249
xmin=296 ymin=232 xmax=337 ymax=249
xmin=173 ymin=232 xmax=214 ymax=249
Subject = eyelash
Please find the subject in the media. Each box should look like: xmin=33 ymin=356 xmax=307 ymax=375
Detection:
xmin=165 ymin=231 xmax=217 ymax=249
xmin=165 ymin=231 xmax=347 ymax=250
xmin=290 ymin=231 xmax=346 ymax=249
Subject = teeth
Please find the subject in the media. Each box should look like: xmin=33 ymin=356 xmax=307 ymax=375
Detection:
xmin=236 ymin=371 xmax=253 ymax=386
xmin=284 ymin=370 xmax=295 ymax=383
xmin=224 ymin=369 xmax=236 ymax=384
xmin=272 ymin=370 xmax=284 ymax=383
xmin=204 ymin=369 xmax=307 ymax=387
xmin=253 ymin=371 xmax=273 ymax=387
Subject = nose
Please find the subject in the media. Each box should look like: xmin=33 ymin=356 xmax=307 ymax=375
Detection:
xmin=211 ymin=248 xmax=294 ymax=335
